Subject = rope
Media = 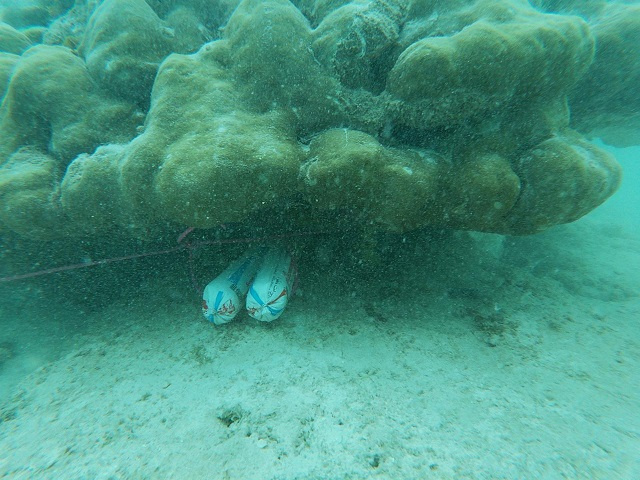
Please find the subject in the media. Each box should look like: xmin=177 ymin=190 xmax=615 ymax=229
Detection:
xmin=0 ymin=230 xmax=323 ymax=284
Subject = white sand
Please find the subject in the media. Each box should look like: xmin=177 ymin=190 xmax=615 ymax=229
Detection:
xmin=1 ymin=214 xmax=639 ymax=479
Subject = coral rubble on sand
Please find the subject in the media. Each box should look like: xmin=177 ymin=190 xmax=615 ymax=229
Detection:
xmin=0 ymin=0 xmax=635 ymax=239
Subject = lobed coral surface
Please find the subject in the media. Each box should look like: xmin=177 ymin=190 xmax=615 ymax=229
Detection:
xmin=0 ymin=0 xmax=634 ymax=240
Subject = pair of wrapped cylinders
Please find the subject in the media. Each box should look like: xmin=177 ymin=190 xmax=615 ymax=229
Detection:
xmin=202 ymin=246 xmax=296 ymax=325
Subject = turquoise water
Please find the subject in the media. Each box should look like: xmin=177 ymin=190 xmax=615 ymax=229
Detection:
xmin=1 ymin=1 xmax=639 ymax=479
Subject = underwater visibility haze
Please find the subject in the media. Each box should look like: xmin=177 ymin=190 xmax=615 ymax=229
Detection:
xmin=0 ymin=0 xmax=639 ymax=478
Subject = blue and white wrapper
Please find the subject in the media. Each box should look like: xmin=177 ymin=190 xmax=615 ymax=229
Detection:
xmin=202 ymin=246 xmax=267 ymax=325
xmin=246 ymin=246 xmax=296 ymax=322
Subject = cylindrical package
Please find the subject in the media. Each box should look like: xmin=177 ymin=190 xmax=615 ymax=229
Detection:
xmin=246 ymin=246 xmax=296 ymax=322
xmin=202 ymin=246 xmax=267 ymax=325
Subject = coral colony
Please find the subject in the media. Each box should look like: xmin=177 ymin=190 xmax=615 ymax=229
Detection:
xmin=0 ymin=0 xmax=630 ymax=239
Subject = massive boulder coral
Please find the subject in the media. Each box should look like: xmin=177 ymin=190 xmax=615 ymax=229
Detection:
xmin=59 ymin=42 xmax=303 ymax=235
xmin=0 ymin=0 xmax=630 ymax=241
xmin=0 ymin=44 xmax=140 ymax=237
xmin=0 ymin=45 xmax=139 ymax=163
xmin=0 ymin=52 xmax=19 ymax=98
xmin=300 ymin=129 xmax=444 ymax=231
xmin=80 ymin=0 xmax=209 ymax=105
xmin=532 ymin=0 xmax=640 ymax=146
xmin=0 ymin=148 xmax=63 ymax=238
xmin=506 ymin=132 xmax=623 ymax=231
xmin=387 ymin=3 xmax=595 ymax=132
xmin=0 ymin=22 xmax=32 ymax=55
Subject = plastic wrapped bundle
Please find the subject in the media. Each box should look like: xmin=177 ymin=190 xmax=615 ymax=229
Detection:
xmin=246 ymin=246 xmax=296 ymax=322
xmin=202 ymin=246 xmax=267 ymax=325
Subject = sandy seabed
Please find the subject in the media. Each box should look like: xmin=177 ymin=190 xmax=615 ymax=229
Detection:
xmin=0 ymin=212 xmax=638 ymax=479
